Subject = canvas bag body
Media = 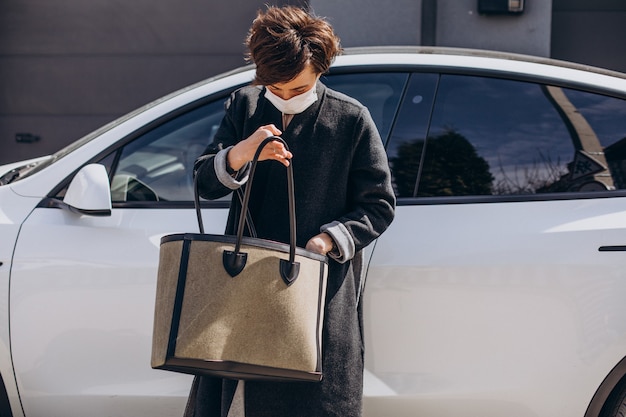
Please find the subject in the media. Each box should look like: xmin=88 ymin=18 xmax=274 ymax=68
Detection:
xmin=151 ymin=137 xmax=329 ymax=382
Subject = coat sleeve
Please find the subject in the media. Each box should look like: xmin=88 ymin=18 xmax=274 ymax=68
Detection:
xmin=321 ymin=108 xmax=396 ymax=263
xmin=193 ymin=94 xmax=251 ymax=201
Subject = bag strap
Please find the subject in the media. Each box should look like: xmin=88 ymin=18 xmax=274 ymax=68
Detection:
xmin=193 ymin=156 xmax=209 ymax=234
xmin=193 ymin=157 xmax=256 ymax=238
xmin=224 ymin=136 xmax=300 ymax=285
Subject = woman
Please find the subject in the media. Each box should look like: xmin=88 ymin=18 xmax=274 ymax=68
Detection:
xmin=188 ymin=5 xmax=396 ymax=417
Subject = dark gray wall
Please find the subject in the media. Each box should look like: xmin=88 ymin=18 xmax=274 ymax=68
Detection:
xmin=435 ymin=0 xmax=551 ymax=57
xmin=310 ymin=0 xmax=423 ymax=46
xmin=0 ymin=0 xmax=304 ymax=164
xmin=311 ymin=0 xmax=552 ymax=57
xmin=551 ymin=0 xmax=626 ymax=72
xmin=2 ymin=0 xmax=625 ymax=165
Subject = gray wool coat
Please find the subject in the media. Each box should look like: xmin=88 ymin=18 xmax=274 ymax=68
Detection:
xmin=187 ymin=82 xmax=396 ymax=417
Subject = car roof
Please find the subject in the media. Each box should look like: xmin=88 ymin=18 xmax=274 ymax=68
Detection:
xmin=340 ymin=46 xmax=626 ymax=80
xmin=163 ymin=46 xmax=626 ymax=106
xmin=197 ymin=46 xmax=626 ymax=86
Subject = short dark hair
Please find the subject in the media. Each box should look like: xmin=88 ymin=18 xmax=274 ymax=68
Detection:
xmin=245 ymin=5 xmax=342 ymax=85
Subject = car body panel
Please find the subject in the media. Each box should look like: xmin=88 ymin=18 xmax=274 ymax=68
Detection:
xmin=366 ymin=198 xmax=626 ymax=416
xmin=10 ymin=205 xmax=229 ymax=416
xmin=0 ymin=186 xmax=41 ymax=417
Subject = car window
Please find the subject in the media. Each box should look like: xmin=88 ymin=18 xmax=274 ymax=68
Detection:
xmin=101 ymin=72 xmax=409 ymax=205
xmin=322 ymin=72 xmax=408 ymax=142
xmin=394 ymin=74 xmax=626 ymax=198
xmin=108 ymin=99 xmax=226 ymax=203
xmin=384 ymin=73 xmax=439 ymax=198
xmin=90 ymin=72 xmax=413 ymax=205
xmin=563 ymin=87 xmax=626 ymax=191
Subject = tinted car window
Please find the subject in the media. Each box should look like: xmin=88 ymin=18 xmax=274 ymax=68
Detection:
xmin=384 ymin=73 xmax=439 ymax=198
xmin=322 ymin=72 xmax=408 ymax=142
xmin=563 ymin=88 xmax=626 ymax=190
xmin=102 ymin=73 xmax=409 ymax=204
xmin=414 ymin=75 xmax=626 ymax=197
xmin=109 ymin=99 xmax=225 ymax=202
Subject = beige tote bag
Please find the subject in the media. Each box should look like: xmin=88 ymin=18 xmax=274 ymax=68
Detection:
xmin=151 ymin=137 xmax=328 ymax=382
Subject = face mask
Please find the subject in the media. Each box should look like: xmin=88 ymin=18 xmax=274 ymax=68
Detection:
xmin=264 ymin=84 xmax=318 ymax=114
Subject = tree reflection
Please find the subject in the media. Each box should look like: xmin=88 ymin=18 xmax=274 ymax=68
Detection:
xmin=495 ymin=151 xmax=568 ymax=195
xmin=390 ymin=129 xmax=494 ymax=197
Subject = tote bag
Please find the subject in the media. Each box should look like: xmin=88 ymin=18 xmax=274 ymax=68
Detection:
xmin=151 ymin=136 xmax=328 ymax=382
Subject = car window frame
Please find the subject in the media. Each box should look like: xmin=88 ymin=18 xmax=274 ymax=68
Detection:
xmin=392 ymin=68 xmax=626 ymax=206
xmin=39 ymin=64 xmax=626 ymax=211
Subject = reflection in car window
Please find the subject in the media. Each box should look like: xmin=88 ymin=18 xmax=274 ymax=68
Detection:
xmin=414 ymin=75 xmax=626 ymax=197
xmin=385 ymin=73 xmax=438 ymax=198
xmin=561 ymin=88 xmax=626 ymax=191
xmin=322 ymin=72 xmax=408 ymax=142
xmin=109 ymin=99 xmax=226 ymax=203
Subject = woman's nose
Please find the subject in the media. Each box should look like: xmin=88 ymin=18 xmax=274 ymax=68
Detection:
xmin=278 ymin=91 xmax=297 ymax=100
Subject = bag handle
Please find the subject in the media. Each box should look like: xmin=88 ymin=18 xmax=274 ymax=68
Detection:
xmin=222 ymin=136 xmax=300 ymax=285
xmin=194 ymin=159 xmax=256 ymax=237
xmin=193 ymin=157 xmax=208 ymax=234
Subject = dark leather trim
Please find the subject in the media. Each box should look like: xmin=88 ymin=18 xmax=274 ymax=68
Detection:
xmin=159 ymin=233 xmax=328 ymax=263
xmin=222 ymin=250 xmax=247 ymax=277
xmin=155 ymin=358 xmax=322 ymax=382
xmin=166 ymin=239 xmax=191 ymax=358
xmin=280 ymin=259 xmax=300 ymax=286
xmin=156 ymin=235 xmax=327 ymax=382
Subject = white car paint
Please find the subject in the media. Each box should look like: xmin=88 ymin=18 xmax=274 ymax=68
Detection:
xmin=365 ymin=198 xmax=626 ymax=416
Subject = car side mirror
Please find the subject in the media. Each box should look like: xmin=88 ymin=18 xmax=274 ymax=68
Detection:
xmin=63 ymin=164 xmax=112 ymax=216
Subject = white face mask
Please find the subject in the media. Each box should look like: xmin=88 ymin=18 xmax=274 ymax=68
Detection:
xmin=264 ymin=84 xmax=318 ymax=114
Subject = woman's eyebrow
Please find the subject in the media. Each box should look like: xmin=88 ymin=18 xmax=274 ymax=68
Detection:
xmin=269 ymin=83 xmax=311 ymax=91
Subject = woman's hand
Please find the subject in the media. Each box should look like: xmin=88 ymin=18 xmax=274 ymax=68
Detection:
xmin=306 ymin=232 xmax=335 ymax=255
xmin=227 ymin=124 xmax=293 ymax=170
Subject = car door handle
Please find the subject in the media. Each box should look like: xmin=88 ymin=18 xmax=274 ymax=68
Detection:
xmin=599 ymin=246 xmax=626 ymax=251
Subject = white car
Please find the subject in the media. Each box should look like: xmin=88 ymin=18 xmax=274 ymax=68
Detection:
xmin=2 ymin=47 xmax=626 ymax=417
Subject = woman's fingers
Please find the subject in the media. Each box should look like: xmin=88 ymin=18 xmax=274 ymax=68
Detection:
xmin=255 ymin=124 xmax=282 ymax=140
xmin=265 ymin=140 xmax=292 ymax=166
xmin=230 ymin=125 xmax=292 ymax=168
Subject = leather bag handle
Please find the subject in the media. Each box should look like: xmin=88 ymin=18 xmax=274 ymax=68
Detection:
xmin=194 ymin=159 xmax=256 ymax=237
xmin=221 ymin=136 xmax=300 ymax=285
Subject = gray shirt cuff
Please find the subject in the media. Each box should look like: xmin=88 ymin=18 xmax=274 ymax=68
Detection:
xmin=214 ymin=147 xmax=250 ymax=190
xmin=320 ymin=221 xmax=355 ymax=264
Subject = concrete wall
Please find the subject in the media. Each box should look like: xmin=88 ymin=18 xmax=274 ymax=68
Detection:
xmin=0 ymin=0 xmax=300 ymax=164
xmin=436 ymin=0 xmax=552 ymax=57
xmin=312 ymin=0 xmax=552 ymax=56
xmin=310 ymin=0 xmax=423 ymax=47
xmin=552 ymin=0 xmax=626 ymax=72
xmin=2 ymin=0 xmax=626 ymax=165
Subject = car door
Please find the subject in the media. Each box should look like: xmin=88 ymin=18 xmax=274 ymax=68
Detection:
xmin=9 ymin=98 xmax=234 ymax=417
xmin=364 ymin=72 xmax=626 ymax=416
